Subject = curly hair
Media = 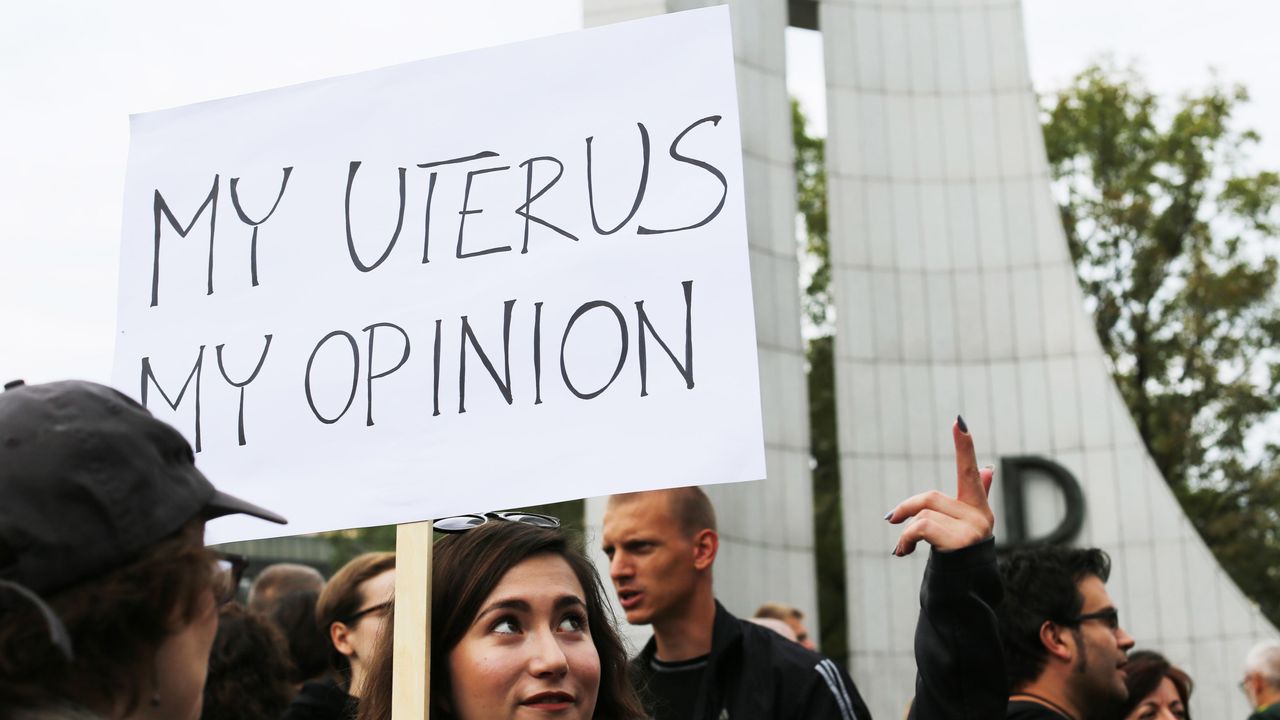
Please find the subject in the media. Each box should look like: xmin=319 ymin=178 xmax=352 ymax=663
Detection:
xmin=202 ymin=603 xmax=294 ymax=720
xmin=358 ymin=521 xmax=645 ymax=720
xmin=996 ymin=545 xmax=1111 ymax=691
xmin=0 ymin=519 xmax=215 ymax=715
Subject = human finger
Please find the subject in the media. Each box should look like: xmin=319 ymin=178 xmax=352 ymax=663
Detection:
xmin=885 ymin=489 xmax=986 ymax=527
xmin=953 ymin=417 xmax=987 ymax=509
xmin=891 ymin=509 xmax=990 ymax=556
xmin=980 ymin=465 xmax=994 ymax=497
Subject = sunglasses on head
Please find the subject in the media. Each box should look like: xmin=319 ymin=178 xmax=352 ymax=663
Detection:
xmin=433 ymin=511 xmax=561 ymax=534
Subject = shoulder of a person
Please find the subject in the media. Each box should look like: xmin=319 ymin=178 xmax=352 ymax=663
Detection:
xmin=7 ymin=702 xmax=103 ymax=720
xmin=736 ymin=617 xmax=845 ymax=679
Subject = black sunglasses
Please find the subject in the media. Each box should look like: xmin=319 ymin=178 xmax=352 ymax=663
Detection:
xmin=1064 ymin=607 xmax=1120 ymax=631
xmin=343 ymin=599 xmax=393 ymax=625
xmin=433 ymin=511 xmax=561 ymax=534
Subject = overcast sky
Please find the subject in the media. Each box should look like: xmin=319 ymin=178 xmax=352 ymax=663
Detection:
xmin=2 ymin=0 xmax=1277 ymax=384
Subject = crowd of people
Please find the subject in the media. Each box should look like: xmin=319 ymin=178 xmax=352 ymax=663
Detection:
xmin=1 ymin=378 xmax=1277 ymax=720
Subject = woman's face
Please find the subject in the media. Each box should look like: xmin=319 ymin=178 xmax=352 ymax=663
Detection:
xmin=448 ymin=553 xmax=601 ymax=720
xmin=1125 ymin=677 xmax=1187 ymax=720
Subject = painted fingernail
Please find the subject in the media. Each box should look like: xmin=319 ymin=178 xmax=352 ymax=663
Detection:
xmin=883 ymin=510 xmax=893 ymax=521
xmin=891 ymin=544 xmax=899 ymax=557
xmin=957 ymin=414 xmax=969 ymax=433
xmin=982 ymin=464 xmax=994 ymax=471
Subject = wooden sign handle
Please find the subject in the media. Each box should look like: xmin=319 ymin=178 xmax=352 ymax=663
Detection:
xmin=391 ymin=521 xmax=433 ymax=719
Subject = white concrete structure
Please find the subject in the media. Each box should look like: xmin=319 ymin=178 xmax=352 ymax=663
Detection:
xmin=583 ymin=1 xmax=1276 ymax=718
xmin=583 ymin=0 xmax=822 ymax=655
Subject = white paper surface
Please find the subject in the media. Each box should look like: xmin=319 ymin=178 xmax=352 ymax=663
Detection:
xmin=112 ymin=7 xmax=765 ymax=544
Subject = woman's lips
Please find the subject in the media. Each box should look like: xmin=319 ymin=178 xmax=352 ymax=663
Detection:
xmin=522 ymin=691 xmax=575 ymax=710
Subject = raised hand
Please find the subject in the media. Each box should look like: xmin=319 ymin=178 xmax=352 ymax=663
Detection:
xmin=886 ymin=416 xmax=994 ymax=556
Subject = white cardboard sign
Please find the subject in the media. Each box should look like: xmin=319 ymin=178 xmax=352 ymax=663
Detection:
xmin=112 ymin=7 xmax=764 ymax=544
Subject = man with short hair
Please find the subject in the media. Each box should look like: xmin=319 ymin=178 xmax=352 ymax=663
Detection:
xmin=602 ymin=486 xmax=871 ymax=720
xmin=1243 ymin=640 xmax=1280 ymax=720
xmin=248 ymin=563 xmax=325 ymax=615
xmin=754 ymin=601 xmax=816 ymax=650
xmin=997 ymin=546 xmax=1136 ymax=719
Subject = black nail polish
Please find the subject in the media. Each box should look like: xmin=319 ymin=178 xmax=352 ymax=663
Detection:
xmin=883 ymin=510 xmax=893 ymax=521
xmin=891 ymin=545 xmax=899 ymax=557
xmin=957 ymin=414 xmax=969 ymax=433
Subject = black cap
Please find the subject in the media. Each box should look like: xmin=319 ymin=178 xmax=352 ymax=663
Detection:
xmin=0 ymin=379 xmax=286 ymax=596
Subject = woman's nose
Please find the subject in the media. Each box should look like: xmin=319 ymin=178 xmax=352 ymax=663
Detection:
xmin=528 ymin=629 xmax=570 ymax=677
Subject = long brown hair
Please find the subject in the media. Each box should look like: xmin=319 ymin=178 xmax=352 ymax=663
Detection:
xmin=358 ymin=521 xmax=644 ymax=720
xmin=316 ymin=551 xmax=396 ymax=675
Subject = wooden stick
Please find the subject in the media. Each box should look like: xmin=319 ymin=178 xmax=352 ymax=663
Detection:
xmin=391 ymin=521 xmax=434 ymax=719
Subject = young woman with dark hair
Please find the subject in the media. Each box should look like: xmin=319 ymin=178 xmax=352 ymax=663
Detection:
xmin=358 ymin=518 xmax=645 ymax=720
xmin=1116 ymin=650 xmax=1192 ymax=720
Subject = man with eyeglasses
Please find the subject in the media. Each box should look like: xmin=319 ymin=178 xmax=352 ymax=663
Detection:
xmin=1242 ymin=640 xmax=1280 ymax=720
xmin=997 ymin=546 xmax=1136 ymax=719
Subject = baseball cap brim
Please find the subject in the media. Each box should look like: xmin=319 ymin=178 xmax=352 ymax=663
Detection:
xmin=205 ymin=489 xmax=288 ymax=525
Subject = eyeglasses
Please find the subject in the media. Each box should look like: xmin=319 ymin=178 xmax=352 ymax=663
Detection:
xmin=1065 ymin=607 xmax=1120 ymax=631
xmin=433 ymin=511 xmax=561 ymax=534
xmin=343 ymin=600 xmax=393 ymax=625
xmin=212 ymin=551 xmax=249 ymax=605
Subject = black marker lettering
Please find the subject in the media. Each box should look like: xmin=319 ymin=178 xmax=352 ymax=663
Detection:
xmin=344 ymin=162 xmax=407 ymax=272
xmin=458 ymin=300 xmax=516 ymax=413
xmin=417 ymin=151 xmax=498 ymax=264
xmin=141 ymin=346 xmax=205 ymax=451
xmin=214 ymin=335 xmax=273 ymax=446
xmin=560 ymin=301 xmax=628 ymax=400
xmin=229 ymin=167 xmax=293 ymax=286
xmin=639 ymin=116 xmax=727 ymax=235
xmin=533 ymin=301 xmax=544 ymax=405
xmin=516 ymin=156 xmax=577 ymax=253
xmin=586 ymin=123 xmax=650 ymax=235
xmin=362 ymin=322 xmax=411 ymax=427
xmin=456 ymin=166 xmax=512 ymax=259
xmin=635 ymin=280 xmax=695 ymax=396
xmin=304 ymin=331 xmax=359 ymax=424
xmin=432 ymin=318 xmax=443 ymax=417
xmin=151 ymin=176 xmax=219 ymax=307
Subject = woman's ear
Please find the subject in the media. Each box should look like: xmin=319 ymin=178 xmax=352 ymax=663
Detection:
xmin=331 ymin=621 xmax=355 ymax=658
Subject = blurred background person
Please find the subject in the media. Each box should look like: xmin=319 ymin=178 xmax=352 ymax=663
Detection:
xmin=754 ymin=601 xmax=816 ymax=650
xmin=1114 ymin=650 xmax=1191 ymax=720
xmin=248 ymin=563 xmax=325 ymax=616
xmin=201 ymin=603 xmax=294 ymax=720
xmin=272 ymin=589 xmax=335 ymax=693
xmin=282 ymin=552 xmax=394 ymax=720
xmin=1243 ymin=641 xmax=1280 ymax=720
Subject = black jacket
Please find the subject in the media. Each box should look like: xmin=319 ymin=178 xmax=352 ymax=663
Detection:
xmin=631 ymin=601 xmax=872 ymax=720
xmin=909 ymin=538 xmax=1007 ymax=720
xmin=280 ymin=678 xmax=356 ymax=720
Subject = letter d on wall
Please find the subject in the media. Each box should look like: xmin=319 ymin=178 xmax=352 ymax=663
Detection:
xmin=999 ymin=455 xmax=1086 ymax=548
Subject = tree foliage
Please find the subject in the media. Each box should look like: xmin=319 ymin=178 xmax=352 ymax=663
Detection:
xmin=1042 ymin=63 xmax=1280 ymax=623
xmin=793 ymin=99 xmax=849 ymax=663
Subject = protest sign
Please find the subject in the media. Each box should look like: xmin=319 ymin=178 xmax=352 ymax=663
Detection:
xmin=113 ymin=6 xmax=763 ymax=545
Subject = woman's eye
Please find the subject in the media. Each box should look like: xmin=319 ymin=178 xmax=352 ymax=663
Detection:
xmin=492 ymin=617 xmax=520 ymax=634
xmin=558 ymin=613 xmax=587 ymax=632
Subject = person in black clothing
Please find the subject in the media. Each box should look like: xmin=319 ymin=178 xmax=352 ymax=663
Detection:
xmin=889 ymin=416 xmax=1005 ymax=720
xmin=602 ymin=486 xmax=871 ymax=720
xmin=997 ymin=545 xmax=1135 ymax=719
xmin=201 ymin=603 xmax=294 ymax=720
